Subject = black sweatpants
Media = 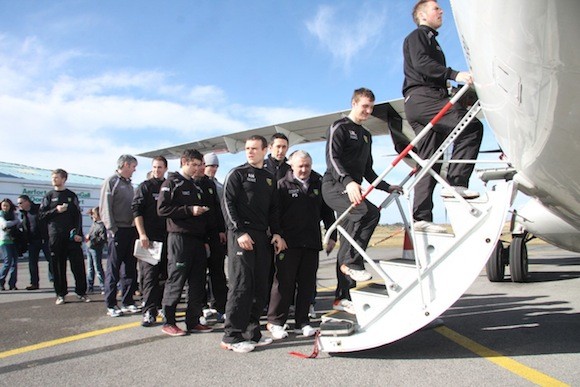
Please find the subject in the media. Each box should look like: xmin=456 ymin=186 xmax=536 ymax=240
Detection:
xmin=48 ymin=235 xmax=87 ymax=297
xmin=205 ymin=232 xmax=228 ymax=314
xmin=322 ymin=177 xmax=380 ymax=300
xmin=267 ymin=247 xmax=318 ymax=329
xmin=222 ymin=229 xmax=271 ymax=344
xmin=139 ymin=238 xmax=167 ymax=316
xmin=162 ymin=233 xmax=207 ymax=328
xmin=404 ymin=87 xmax=483 ymax=222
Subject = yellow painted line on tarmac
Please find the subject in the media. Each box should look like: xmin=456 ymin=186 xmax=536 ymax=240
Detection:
xmin=0 ymin=321 xmax=141 ymax=359
xmin=435 ymin=326 xmax=569 ymax=387
xmin=0 ymin=312 xmax=186 ymax=360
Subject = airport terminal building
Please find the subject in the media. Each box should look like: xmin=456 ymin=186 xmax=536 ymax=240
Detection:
xmin=0 ymin=161 xmax=103 ymax=234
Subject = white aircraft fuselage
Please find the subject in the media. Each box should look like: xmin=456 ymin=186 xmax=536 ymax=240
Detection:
xmin=450 ymin=0 xmax=580 ymax=251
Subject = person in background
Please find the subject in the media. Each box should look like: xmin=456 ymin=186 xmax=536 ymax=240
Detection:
xmin=85 ymin=207 xmax=107 ymax=294
xmin=39 ymin=169 xmax=90 ymax=304
xmin=266 ymin=150 xmax=337 ymax=339
xmin=157 ymin=149 xmax=213 ymax=336
xmin=0 ymin=198 xmax=21 ymax=291
xmin=17 ymin=195 xmax=52 ymax=290
xmin=132 ymin=156 xmax=169 ymax=327
xmin=100 ymin=154 xmax=140 ymax=317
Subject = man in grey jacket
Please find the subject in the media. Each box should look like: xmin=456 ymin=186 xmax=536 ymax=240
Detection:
xmin=100 ymin=154 xmax=139 ymax=317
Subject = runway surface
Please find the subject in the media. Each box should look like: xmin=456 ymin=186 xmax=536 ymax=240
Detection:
xmin=1 ymin=244 xmax=578 ymax=386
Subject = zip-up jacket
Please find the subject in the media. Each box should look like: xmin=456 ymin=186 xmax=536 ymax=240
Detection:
xmin=99 ymin=172 xmax=135 ymax=233
xmin=195 ymin=175 xmax=225 ymax=234
xmin=277 ymin=169 xmax=337 ymax=250
xmin=222 ymin=163 xmax=281 ymax=239
xmin=132 ymin=177 xmax=167 ymax=241
xmin=402 ymin=25 xmax=458 ymax=96
xmin=39 ymin=188 xmax=83 ymax=238
xmin=324 ymin=116 xmax=390 ymax=192
xmin=157 ymin=171 xmax=209 ymax=237
xmin=263 ymin=154 xmax=290 ymax=182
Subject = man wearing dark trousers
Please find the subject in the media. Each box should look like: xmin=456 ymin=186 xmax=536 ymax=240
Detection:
xmin=403 ymin=0 xmax=483 ymax=233
xmin=266 ymin=150 xmax=336 ymax=339
xmin=322 ymin=88 xmax=401 ymax=313
xmin=157 ymin=149 xmax=213 ymax=336
xmin=18 ymin=195 xmax=51 ymax=290
xmin=220 ymin=135 xmax=287 ymax=353
xmin=132 ymin=156 xmax=168 ymax=327
xmin=100 ymin=154 xmax=139 ymax=317
xmin=39 ymin=169 xmax=90 ymax=305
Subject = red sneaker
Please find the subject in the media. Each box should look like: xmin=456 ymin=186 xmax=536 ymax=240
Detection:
xmin=161 ymin=324 xmax=186 ymax=336
xmin=188 ymin=324 xmax=213 ymax=333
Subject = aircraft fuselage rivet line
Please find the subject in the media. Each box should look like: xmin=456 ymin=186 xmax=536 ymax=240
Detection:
xmin=435 ymin=326 xmax=569 ymax=387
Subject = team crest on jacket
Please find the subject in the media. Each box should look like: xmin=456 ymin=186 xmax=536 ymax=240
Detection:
xmin=266 ymin=178 xmax=273 ymax=186
xmin=363 ymin=135 xmax=368 ymax=143
xmin=209 ymin=188 xmax=214 ymax=195
xmin=313 ymin=189 xmax=319 ymax=196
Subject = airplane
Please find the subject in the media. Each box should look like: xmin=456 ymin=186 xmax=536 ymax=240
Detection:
xmin=138 ymin=0 xmax=579 ymax=352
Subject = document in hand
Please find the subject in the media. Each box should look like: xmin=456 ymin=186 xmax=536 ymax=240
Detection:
xmin=133 ymin=240 xmax=163 ymax=265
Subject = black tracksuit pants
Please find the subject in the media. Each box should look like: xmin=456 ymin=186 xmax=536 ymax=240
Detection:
xmin=222 ymin=229 xmax=271 ymax=344
xmin=404 ymin=87 xmax=483 ymax=222
xmin=139 ymin=238 xmax=167 ymax=316
xmin=48 ymin=235 xmax=87 ymax=297
xmin=322 ymin=178 xmax=380 ymax=300
xmin=205 ymin=232 xmax=228 ymax=314
xmin=267 ymin=247 xmax=318 ymax=329
xmin=162 ymin=233 xmax=207 ymax=328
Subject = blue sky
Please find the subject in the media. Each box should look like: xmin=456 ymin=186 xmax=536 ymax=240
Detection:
xmin=0 ymin=0 xmax=503 ymax=223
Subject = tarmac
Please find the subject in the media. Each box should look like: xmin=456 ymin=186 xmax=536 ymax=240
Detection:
xmin=0 ymin=244 xmax=579 ymax=386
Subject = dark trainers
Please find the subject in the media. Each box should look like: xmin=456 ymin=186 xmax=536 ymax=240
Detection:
xmin=162 ymin=324 xmax=186 ymax=336
xmin=188 ymin=324 xmax=213 ymax=333
xmin=141 ymin=311 xmax=156 ymax=327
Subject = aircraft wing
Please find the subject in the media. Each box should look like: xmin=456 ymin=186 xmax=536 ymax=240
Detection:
xmin=137 ymin=98 xmax=411 ymax=159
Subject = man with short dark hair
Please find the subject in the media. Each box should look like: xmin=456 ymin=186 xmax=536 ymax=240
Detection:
xmin=100 ymin=154 xmax=139 ymax=317
xmin=157 ymin=149 xmax=213 ymax=336
xmin=220 ymin=135 xmax=287 ymax=353
xmin=322 ymin=88 xmax=401 ymax=313
xmin=263 ymin=133 xmax=290 ymax=181
xmin=18 ymin=195 xmax=51 ymax=290
xmin=402 ymin=0 xmax=483 ymax=233
xmin=132 ymin=156 xmax=169 ymax=327
xmin=39 ymin=169 xmax=90 ymax=305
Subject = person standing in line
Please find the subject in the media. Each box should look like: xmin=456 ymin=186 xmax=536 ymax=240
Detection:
xmin=197 ymin=152 xmax=228 ymax=323
xmin=402 ymin=0 xmax=483 ymax=233
xmin=0 ymin=198 xmax=21 ymax=291
xmin=266 ymin=150 xmax=337 ymax=339
xmin=157 ymin=149 xmax=214 ymax=336
xmin=220 ymin=135 xmax=287 ymax=353
xmin=85 ymin=207 xmax=107 ymax=294
xmin=38 ymin=169 xmax=90 ymax=304
xmin=17 ymin=195 xmax=52 ymax=290
xmin=322 ymin=88 xmax=402 ymax=313
xmin=263 ymin=133 xmax=290 ymax=181
xmin=132 ymin=156 xmax=169 ymax=327
xmin=100 ymin=155 xmax=140 ymax=317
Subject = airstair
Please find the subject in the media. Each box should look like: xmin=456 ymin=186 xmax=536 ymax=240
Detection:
xmin=318 ymin=85 xmax=516 ymax=353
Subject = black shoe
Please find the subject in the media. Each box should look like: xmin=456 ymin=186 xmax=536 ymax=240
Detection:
xmin=26 ymin=285 xmax=39 ymax=290
xmin=141 ymin=311 xmax=156 ymax=327
xmin=9 ymin=286 xmax=18 ymax=290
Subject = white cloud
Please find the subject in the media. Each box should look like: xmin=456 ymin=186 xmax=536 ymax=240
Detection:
xmin=0 ymin=35 xmax=319 ymax=182
xmin=305 ymin=3 xmax=388 ymax=71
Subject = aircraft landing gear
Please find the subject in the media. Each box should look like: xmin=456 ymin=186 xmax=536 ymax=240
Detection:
xmin=509 ymin=232 xmax=530 ymax=282
xmin=485 ymin=241 xmax=508 ymax=282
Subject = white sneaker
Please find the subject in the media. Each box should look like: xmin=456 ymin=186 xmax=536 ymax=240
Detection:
xmin=308 ymin=305 xmax=316 ymax=319
xmin=267 ymin=323 xmax=289 ymax=340
xmin=107 ymin=306 xmax=124 ymax=317
xmin=414 ymin=220 xmax=447 ymax=233
xmin=333 ymin=299 xmax=356 ymax=315
xmin=441 ymin=186 xmax=480 ymax=199
xmin=121 ymin=304 xmax=140 ymax=314
xmin=199 ymin=316 xmax=208 ymax=326
xmin=220 ymin=341 xmax=255 ymax=353
xmin=341 ymin=266 xmax=372 ymax=282
xmin=251 ymin=337 xmax=273 ymax=347
xmin=55 ymin=296 xmax=65 ymax=305
xmin=295 ymin=325 xmax=318 ymax=337
xmin=203 ymin=308 xmax=216 ymax=318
